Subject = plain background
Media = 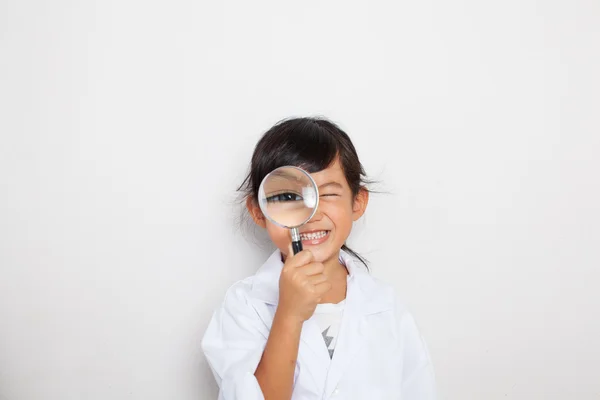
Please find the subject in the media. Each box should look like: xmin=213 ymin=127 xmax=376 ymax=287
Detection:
xmin=1 ymin=1 xmax=599 ymax=399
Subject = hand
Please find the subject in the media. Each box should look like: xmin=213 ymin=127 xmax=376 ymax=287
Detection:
xmin=277 ymin=249 xmax=332 ymax=323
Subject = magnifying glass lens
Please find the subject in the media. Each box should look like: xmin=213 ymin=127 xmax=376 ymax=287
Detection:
xmin=259 ymin=167 xmax=318 ymax=228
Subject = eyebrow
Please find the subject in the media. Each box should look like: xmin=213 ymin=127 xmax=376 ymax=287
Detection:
xmin=318 ymin=182 xmax=344 ymax=190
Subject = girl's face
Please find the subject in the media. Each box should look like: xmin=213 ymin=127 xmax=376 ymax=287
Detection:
xmin=247 ymin=157 xmax=369 ymax=265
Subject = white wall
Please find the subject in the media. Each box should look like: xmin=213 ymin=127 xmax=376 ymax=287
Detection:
xmin=1 ymin=1 xmax=599 ymax=399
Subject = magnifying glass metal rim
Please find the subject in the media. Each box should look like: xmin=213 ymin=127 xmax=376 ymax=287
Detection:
xmin=257 ymin=165 xmax=320 ymax=229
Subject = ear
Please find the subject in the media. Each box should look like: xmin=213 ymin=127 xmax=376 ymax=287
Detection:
xmin=246 ymin=196 xmax=267 ymax=228
xmin=352 ymin=188 xmax=369 ymax=221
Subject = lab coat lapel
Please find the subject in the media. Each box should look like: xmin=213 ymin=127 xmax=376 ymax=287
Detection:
xmin=322 ymin=273 xmax=366 ymax=398
xmin=322 ymin=251 xmax=393 ymax=399
xmin=297 ymin=318 xmax=331 ymax=395
xmin=300 ymin=318 xmax=333 ymax=365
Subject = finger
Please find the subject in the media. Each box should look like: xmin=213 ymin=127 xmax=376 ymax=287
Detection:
xmin=288 ymin=249 xmax=314 ymax=268
xmin=314 ymin=281 xmax=333 ymax=295
xmin=308 ymin=273 xmax=328 ymax=285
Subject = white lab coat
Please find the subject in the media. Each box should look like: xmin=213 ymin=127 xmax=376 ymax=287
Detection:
xmin=202 ymin=249 xmax=437 ymax=399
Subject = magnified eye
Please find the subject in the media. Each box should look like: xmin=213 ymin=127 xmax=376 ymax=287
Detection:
xmin=266 ymin=192 xmax=303 ymax=202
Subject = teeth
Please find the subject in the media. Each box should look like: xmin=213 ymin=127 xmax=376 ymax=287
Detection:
xmin=300 ymin=230 xmax=328 ymax=240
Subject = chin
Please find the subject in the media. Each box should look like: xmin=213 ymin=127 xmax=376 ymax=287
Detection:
xmin=305 ymin=245 xmax=339 ymax=263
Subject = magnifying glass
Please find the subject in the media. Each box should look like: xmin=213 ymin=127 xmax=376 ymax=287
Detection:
xmin=258 ymin=166 xmax=319 ymax=255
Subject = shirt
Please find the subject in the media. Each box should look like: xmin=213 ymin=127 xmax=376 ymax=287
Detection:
xmin=313 ymin=299 xmax=346 ymax=359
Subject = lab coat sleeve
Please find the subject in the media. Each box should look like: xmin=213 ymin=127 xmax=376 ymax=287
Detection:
xmin=202 ymin=280 xmax=268 ymax=400
xmin=396 ymin=300 xmax=438 ymax=400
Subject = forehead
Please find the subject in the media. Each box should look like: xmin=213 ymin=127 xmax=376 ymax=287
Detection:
xmin=309 ymin=158 xmax=347 ymax=186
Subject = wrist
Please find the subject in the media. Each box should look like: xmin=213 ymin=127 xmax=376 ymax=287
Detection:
xmin=273 ymin=309 xmax=305 ymax=330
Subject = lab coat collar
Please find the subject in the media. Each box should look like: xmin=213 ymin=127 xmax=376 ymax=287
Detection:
xmin=250 ymin=248 xmax=392 ymax=316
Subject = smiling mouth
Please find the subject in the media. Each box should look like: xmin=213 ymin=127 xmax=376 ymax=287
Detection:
xmin=299 ymin=230 xmax=330 ymax=241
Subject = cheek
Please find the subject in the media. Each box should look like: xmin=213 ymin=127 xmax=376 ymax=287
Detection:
xmin=322 ymin=200 xmax=354 ymax=229
xmin=265 ymin=223 xmax=291 ymax=248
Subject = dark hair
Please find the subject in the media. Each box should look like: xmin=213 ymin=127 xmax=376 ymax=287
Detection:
xmin=238 ymin=116 xmax=373 ymax=269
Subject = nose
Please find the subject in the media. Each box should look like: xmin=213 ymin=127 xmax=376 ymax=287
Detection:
xmin=307 ymin=206 xmax=323 ymax=223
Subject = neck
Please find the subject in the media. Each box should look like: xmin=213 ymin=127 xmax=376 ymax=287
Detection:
xmin=322 ymin=251 xmax=348 ymax=279
xmin=318 ymin=250 xmax=349 ymax=304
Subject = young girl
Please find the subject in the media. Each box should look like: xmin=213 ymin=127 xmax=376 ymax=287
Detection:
xmin=202 ymin=117 xmax=437 ymax=399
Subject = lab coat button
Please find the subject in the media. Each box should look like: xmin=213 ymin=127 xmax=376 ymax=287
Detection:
xmin=332 ymin=387 xmax=340 ymax=396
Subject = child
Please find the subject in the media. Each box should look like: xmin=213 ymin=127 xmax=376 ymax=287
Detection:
xmin=202 ymin=117 xmax=437 ymax=399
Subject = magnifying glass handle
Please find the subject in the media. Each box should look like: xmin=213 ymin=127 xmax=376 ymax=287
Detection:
xmin=290 ymin=227 xmax=303 ymax=255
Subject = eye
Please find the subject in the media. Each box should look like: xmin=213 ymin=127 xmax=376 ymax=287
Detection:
xmin=266 ymin=192 xmax=303 ymax=202
xmin=320 ymin=194 xmax=340 ymax=197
